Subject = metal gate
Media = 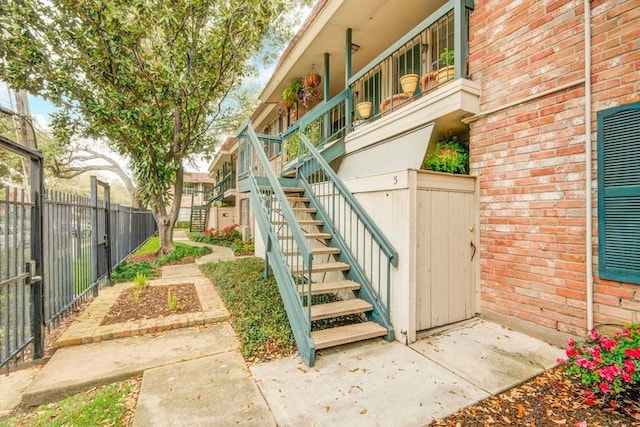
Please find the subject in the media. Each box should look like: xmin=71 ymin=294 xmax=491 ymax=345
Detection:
xmin=92 ymin=177 xmax=111 ymax=285
xmin=0 ymin=135 xmax=44 ymax=369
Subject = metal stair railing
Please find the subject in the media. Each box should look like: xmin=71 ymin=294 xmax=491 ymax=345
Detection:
xmin=236 ymin=120 xmax=318 ymax=366
xmin=297 ymin=131 xmax=398 ymax=334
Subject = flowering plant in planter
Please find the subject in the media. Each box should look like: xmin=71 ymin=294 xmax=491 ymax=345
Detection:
xmin=562 ymin=323 xmax=640 ymax=403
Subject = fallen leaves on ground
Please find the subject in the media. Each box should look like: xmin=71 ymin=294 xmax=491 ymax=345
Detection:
xmin=429 ymin=366 xmax=640 ymax=426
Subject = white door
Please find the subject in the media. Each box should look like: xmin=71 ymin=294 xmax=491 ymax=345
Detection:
xmin=416 ymin=187 xmax=476 ymax=330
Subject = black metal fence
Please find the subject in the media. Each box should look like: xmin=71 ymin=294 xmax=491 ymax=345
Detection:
xmin=41 ymin=188 xmax=156 ymax=326
xmin=1 ymin=174 xmax=156 ymax=369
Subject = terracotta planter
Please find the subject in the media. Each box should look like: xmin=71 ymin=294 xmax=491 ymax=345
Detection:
xmin=356 ymin=101 xmax=372 ymax=119
xmin=280 ymin=99 xmax=294 ymax=110
xmin=399 ymin=73 xmax=419 ymax=96
xmin=436 ymin=66 xmax=455 ymax=84
xmin=304 ymin=73 xmax=321 ymax=89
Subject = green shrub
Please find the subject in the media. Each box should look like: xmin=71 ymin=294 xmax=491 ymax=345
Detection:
xmin=188 ymin=224 xmax=254 ymax=256
xmin=175 ymin=220 xmax=190 ymax=229
xmin=562 ymin=323 xmax=640 ymax=403
xmin=111 ymin=261 xmax=157 ymax=283
xmin=423 ymin=136 xmax=469 ymax=174
xmin=154 ymin=243 xmax=211 ymax=266
xmin=200 ymin=258 xmax=295 ymax=360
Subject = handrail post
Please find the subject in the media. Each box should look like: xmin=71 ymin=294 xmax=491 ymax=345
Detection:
xmin=345 ymin=28 xmax=353 ymax=135
xmin=323 ymin=53 xmax=330 ymax=140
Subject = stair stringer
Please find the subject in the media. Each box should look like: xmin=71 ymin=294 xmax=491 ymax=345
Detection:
xmin=246 ymin=178 xmax=317 ymax=366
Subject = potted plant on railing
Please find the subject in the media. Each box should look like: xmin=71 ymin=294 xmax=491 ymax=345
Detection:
xmin=356 ymin=100 xmax=372 ymax=119
xmin=399 ymin=73 xmax=420 ymax=96
xmin=437 ymin=48 xmax=455 ymax=84
xmin=422 ymin=135 xmax=469 ymax=174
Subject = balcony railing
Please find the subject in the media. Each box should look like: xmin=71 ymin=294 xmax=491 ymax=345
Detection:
xmin=208 ymin=172 xmax=236 ymax=202
xmin=349 ymin=0 xmax=472 ymax=122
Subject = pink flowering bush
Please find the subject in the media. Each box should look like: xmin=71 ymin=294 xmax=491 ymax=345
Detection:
xmin=563 ymin=323 xmax=640 ymax=403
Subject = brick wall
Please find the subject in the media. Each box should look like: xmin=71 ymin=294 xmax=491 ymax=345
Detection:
xmin=469 ymin=0 xmax=640 ymax=338
xmin=590 ymin=0 xmax=640 ymax=325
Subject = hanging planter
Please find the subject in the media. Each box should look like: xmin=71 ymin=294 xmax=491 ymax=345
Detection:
xmin=303 ymin=64 xmax=322 ymax=90
xmin=282 ymin=79 xmax=303 ymax=107
xmin=304 ymin=73 xmax=321 ymax=89
xmin=280 ymin=99 xmax=294 ymax=110
xmin=399 ymin=73 xmax=419 ymax=96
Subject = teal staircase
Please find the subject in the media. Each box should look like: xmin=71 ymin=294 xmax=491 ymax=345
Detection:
xmin=237 ymin=90 xmax=398 ymax=366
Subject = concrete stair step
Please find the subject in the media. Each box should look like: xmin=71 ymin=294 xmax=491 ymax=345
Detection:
xmin=297 ymin=280 xmax=360 ymax=295
xmin=290 ymin=262 xmax=350 ymax=274
xmin=311 ymin=322 xmax=387 ymax=349
xmin=309 ymin=298 xmax=373 ymax=321
xmin=283 ymin=246 xmax=340 ymax=256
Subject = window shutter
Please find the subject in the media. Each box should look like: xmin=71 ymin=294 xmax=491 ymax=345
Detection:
xmin=597 ymin=101 xmax=640 ymax=284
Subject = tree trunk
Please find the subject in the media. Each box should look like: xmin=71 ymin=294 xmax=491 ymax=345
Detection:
xmin=152 ymin=164 xmax=184 ymax=255
xmin=155 ymin=213 xmax=176 ymax=254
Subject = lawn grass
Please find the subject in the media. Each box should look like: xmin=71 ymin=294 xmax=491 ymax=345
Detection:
xmin=0 ymin=379 xmax=136 ymax=427
xmin=134 ymin=235 xmax=160 ymax=255
xmin=199 ymin=257 xmax=295 ymax=361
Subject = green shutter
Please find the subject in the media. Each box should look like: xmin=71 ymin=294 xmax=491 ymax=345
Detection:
xmin=597 ymin=101 xmax=640 ymax=284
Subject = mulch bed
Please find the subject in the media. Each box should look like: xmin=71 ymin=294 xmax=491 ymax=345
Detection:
xmin=429 ymin=366 xmax=640 ymax=426
xmin=100 ymin=284 xmax=202 ymax=325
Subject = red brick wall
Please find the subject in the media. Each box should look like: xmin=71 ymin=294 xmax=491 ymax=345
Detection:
xmin=469 ymin=0 xmax=640 ymax=337
xmin=590 ymin=0 xmax=640 ymax=325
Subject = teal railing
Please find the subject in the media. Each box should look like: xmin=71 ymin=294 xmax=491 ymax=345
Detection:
xmin=298 ymin=131 xmax=398 ymax=333
xmin=237 ymin=120 xmax=317 ymax=366
xmin=349 ymin=0 xmax=473 ymax=120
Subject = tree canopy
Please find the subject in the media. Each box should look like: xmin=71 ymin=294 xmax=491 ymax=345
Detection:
xmin=0 ymin=0 xmax=311 ymax=252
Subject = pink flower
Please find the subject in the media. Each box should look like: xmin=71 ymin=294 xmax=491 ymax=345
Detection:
xmin=624 ymin=348 xmax=640 ymax=359
xmin=622 ymin=371 xmax=632 ymax=383
xmin=598 ymin=365 xmax=621 ymax=382
xmin=616 ymin=329 xmax=632 ymax=339
xmin=566 ymin=347 xmax=576 ymax=358
xmin=567 ymin=338 xmax=575 ymax=348
xmin=624 ymin=359 xmax=636 ymax=374
xmin=600 ymin=336 xmax=616 ymax=351
xmin=589 ymin=329 xmax=600 ymax=340
xmin=599 ymin=382 xmax=611 ymax=393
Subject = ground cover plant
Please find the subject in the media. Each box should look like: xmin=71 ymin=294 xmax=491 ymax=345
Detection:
xmin=111 ymin=236 xmax=212 ymax=283
xmin=199 ymin=257 xmax=295 ymax=362
xmin=188 ymin=224 xmax=254 ymax=255
xmin=0 ymin=378 xmax=140 ymax=427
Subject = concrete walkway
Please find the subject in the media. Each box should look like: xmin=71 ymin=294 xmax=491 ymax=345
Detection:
xmin=0 ymin=233 xmax=565 ymax=425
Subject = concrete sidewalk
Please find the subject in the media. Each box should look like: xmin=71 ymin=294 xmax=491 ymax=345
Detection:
xmin=1 ymin=234 xmax=565 ymax=425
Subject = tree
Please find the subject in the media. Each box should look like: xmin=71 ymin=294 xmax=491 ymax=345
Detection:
xmin=0 ymin=0 xmax=310 ymax=253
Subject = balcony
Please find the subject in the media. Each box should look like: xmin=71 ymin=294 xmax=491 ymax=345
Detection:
xmin=340 ymin=0 xmax=479 ymax=178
